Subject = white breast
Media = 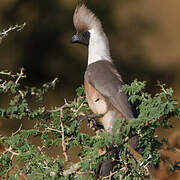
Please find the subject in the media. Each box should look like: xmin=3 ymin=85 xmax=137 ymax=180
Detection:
xmin=88 ymin=28 xmax=112 ymax=65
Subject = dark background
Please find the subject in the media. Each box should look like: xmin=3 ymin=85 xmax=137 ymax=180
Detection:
xmin=0 ymin=0 xmax=180 ymax=138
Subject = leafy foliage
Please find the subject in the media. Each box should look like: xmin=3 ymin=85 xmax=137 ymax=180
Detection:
xmin=0 ymin=69 xmax=179 ymax=180
xmin=0 ymin=23 xmax=180 ymax=180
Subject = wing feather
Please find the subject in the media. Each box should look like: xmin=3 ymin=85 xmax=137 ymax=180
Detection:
xmin=85 ymin=60 xmax=133 ymax=120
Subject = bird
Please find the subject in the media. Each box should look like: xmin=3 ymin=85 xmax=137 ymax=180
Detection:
xmin=71 ymin=4 xmax=134 ymax=137
xmin=71 ymin=4 xmax=151 ymax=177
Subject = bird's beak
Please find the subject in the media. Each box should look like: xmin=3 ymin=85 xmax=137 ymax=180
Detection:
xmin=71 ymin=34 xmax=80 ymax=44
xmin=71 ymin=32 xmax=89 ymax=46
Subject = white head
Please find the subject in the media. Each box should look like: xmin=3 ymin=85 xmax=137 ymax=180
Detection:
xmin=71 ymin=4 xmax=112 ymax=65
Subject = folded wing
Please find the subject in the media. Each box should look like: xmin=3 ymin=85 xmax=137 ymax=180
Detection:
xmin=85 ymin=60 xmax=133 ymax=121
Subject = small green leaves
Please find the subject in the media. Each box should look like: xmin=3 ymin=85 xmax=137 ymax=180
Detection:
xmin=76 ymin=85 xmax=85 ymax=97
xmin=42 ymin=77 xmax=59 ymax=92
xmin=0 ymin=72 xmax=179 ymax=179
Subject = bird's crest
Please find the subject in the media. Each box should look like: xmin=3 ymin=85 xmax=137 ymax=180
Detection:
xmin=73 ymin=4 xmax=102 ymax=32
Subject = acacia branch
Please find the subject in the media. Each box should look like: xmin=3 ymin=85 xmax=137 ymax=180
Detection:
xmin=12 ymin=123 xmax=22 ymax=136
xmin=60 ymin=105 xmax=68 ymax=162
xmin=0 ymin=23 xmax=26 ymax=43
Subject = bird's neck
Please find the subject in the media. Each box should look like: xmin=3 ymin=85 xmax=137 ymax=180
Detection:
xmin=88 ymin=28 xmax=112 ymax=65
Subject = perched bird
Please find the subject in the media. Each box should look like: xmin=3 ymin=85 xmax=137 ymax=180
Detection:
xmin=71 ymin=4 xmax=134 ymax=137
xmin=71 ymin=4 xmax=148 ymax=177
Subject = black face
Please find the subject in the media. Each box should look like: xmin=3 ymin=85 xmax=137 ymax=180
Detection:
xmin=71 ymin=30 xmax=90 ymax=46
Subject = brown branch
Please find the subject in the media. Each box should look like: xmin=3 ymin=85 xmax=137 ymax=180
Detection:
xmin=127 ymin=150 xmax=147 ymax=178
xmin=103 ymin=167 xmax=126 ymax=180
xmin=60 ymin=105 xmax=68 ymax=162
xmin=0 ymin=23 xmax=26 ymax=43
xmin=76 ymin=171 xmax=94 ymax=175
xmin=45 ymin=127 xmax=62 ymax=134
xmin=63 ymin=162 xmax=94 ymax=176
xmin=12 ymin=123 xmax=22 ymax=136
xmin=63 ymin=162 xmax=80 ymax=176
xmin=15 ymin=68 xmax=25 ymax=84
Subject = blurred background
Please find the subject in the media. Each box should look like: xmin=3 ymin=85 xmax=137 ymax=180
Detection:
xmin=0 ymin=0 xmax=180 ymax=153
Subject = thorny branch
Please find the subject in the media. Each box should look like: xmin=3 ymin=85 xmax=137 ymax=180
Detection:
xmin=3 ymin=147 xmax=20 ymax=159
xmin=0 ymin=70 xmax=26 ymax=79
xmin=12 ymin=123 xmax=22 ymax=136
xmin=15 ymin=68 xmax=25 ymax=84
xmin=45 ymin=127 xmax=62 ymax=134
xmin=0 ymin=68 xmax=26 ymax=93
xmin=0 ymin=23 xmax=26 ymax=43
xmin=103 ymin=167 xmax=126 ymax=180
xmin=60 ymin=104 xmax=69 ymax=162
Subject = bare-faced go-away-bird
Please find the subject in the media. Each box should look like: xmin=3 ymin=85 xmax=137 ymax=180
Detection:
xmin=71 ymin=4 xmax=134 ymax=139
xmin=71 ymin=4 xmax=151 ymax=177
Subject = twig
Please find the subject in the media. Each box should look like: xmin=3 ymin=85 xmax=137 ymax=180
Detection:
xmin=0 ymin=80 xmax=7 ymax=90
xmin=70 ymin=101 xmax=85 ymax=120
xmin=103 ymin=168 xmax=126 ymax=180
xmin=15 ymin=68 xmax=25 ymax=84
xmin=76 ymin=171 xmax=94 ymax=175
xmin=0 ymin=23 xmax=26 ymax=43
xmin=19 ymin=172 xmax=29 ymax=180
xmin=63 ymin=162 xmax=80 ymax=176
xmin=51 ymin=77 xmax=58 ymax=87
xmin=18 ymin=90 xmax=25 ymax=97
xmin=60 ymin=105 xmax=68 ymax=162
xmin=47 ymin=107 xmax=65 ymax=113
xmin=0 ymin=71 xmax=16 ymax=78
xmin=3 ymin=147 xmax=19 ymax=160
xmin=12 ymin=123 xmax=22 ymax=136
xmin=128 ymin=150 xmax=150 ymax=178
xmin=37 ymin=145 xmax=45 ymax=152
xmin=63 ymin=162 xmax=94 ymax=176
xmin=47 ymin=101 xmax=69 ymax=113
xmin=45 ymin=127 xmax=62 ymax=134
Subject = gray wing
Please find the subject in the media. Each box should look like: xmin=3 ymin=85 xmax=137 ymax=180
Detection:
xmin=85 ymin=60 xmax=133 ymax=120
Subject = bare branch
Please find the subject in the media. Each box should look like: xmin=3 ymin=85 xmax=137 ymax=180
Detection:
xmin=15 ymin=68 xmax=25 ymax=84
xmin=12 ymin=123 xmax=22 ymax=136
xmin=0 ymin=23 xmax=26 ymax=43
xmin=45 ymin=127 xmax=62 ymax=134
xmin=63 ymin=162 xmax=80 ymax=176
xmin=60 ymin=105 xmax=68 ymax=162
